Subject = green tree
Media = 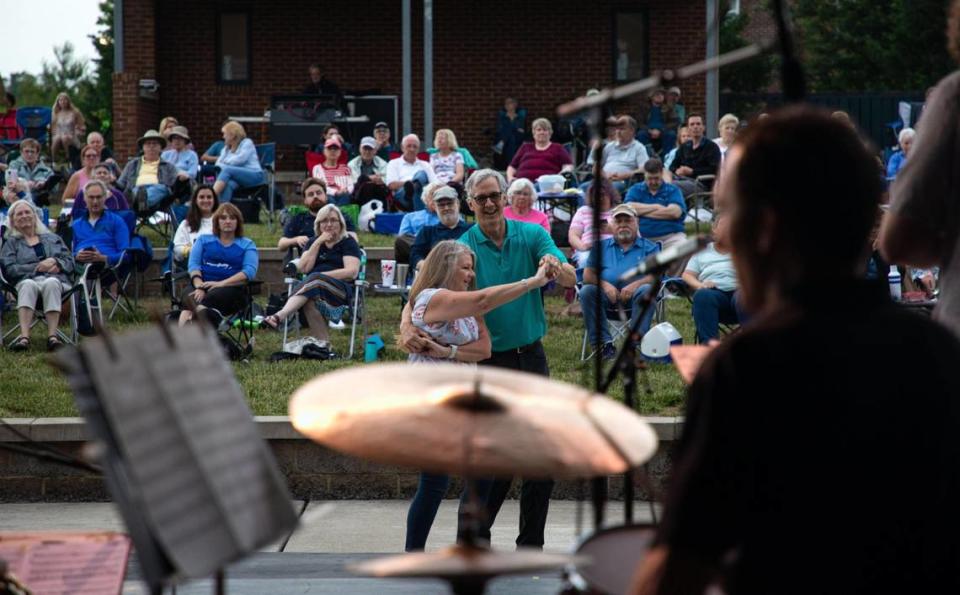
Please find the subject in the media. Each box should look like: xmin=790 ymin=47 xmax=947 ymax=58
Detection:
xmin=86 ymin=0 xmax=114 ymax=140
xmin=794 ymin=0 xmax=954 ymax=92
xmin=3 ymin=0 xmax=113 ymax=139
xmin=719 ymin=1 xmax=777 ymax=93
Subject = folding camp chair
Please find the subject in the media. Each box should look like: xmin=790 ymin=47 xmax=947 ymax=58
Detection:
xmin=654 ymin=277 xmax=739 ymax=344
xmin=74 ymin=209 xmax=152 ymax=327
xmin=155 ymin=203 xmax=190 ymax=311
xmin=133 ymin=179 xmax=191 ymax=243
xmin=214 ymin=280 xmax=262 ymax=361
xmin=580 ymin=305 xmax=631 ymax=361
xmin=15 ymin=107 xmax=52 ymax=145
xmin=279 ymin=248 xmax=367 ymax=359
xmin=0 ymin=267 xmax=81 ymax=348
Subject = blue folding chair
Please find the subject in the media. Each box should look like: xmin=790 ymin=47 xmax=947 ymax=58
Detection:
xmin=74 ymin=209 xmax=152 ymax=325
xmin=15 ymin=107 xmax=52 ymax=145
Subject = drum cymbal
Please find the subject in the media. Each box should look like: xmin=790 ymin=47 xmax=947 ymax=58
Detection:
xmin=349 ymin=544 xmax=585 ymax=579
xmin=289 ymin=363 xmax=658 ymax=478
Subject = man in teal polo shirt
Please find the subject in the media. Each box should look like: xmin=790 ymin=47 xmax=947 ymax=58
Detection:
xmin=460 ymin=168 xmax=575 ymax=549
xmin=459 ymin=171 xmax=575 ymax=353
xmin=400 ymin=168 xmax=575 ymax=549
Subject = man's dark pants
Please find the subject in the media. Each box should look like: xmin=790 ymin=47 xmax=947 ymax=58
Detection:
xmin=456 ymin=339 xmax=553 ymax=549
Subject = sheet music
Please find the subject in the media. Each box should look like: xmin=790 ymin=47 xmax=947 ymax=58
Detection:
xmin=0 ymin=532 xmax=130 ymax=595
xmin=64 ymin=325 xmax=297 ymax=580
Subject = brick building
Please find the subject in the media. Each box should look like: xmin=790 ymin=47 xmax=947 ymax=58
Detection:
xmin=113 ymin=0 xmax=710 ymax=169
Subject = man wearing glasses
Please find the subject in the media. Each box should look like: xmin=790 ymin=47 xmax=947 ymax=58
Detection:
xmin=584 ymin=115 xmax=649 ymax=195
xmin=401 ymin=168 xmax=575 ymax=549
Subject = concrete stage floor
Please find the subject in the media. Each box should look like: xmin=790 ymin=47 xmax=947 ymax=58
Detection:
xmin=1 ymin=499 xmax=659 ymax=594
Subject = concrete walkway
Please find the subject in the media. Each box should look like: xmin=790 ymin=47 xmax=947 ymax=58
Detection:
xmin=0 ymin=499 xmax=659 ymax=594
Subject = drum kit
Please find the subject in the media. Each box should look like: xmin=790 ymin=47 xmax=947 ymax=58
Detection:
xmin=289 ymin=363 xmax=662 ymax=595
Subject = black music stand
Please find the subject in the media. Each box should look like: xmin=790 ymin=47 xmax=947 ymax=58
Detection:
xmin=56 ymin=323 xmax=298 ymax=594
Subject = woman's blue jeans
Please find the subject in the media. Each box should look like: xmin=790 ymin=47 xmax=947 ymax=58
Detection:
xmin=216 ymin=165 xmax=264 ymax=203
xmin=405 ymin=472 xmax=491 ymax=551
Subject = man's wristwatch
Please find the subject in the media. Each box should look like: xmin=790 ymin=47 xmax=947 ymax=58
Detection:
xmin=447 ymin=344 xmax=458 ymax=360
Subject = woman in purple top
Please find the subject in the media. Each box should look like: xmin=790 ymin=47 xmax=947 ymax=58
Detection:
xmin=506 ymin=118 xmax=573 ymax=184
xmin=72 ymin=163 xmax=130 ymax=212
xmin=503 ymin=178 xmax=550 ymax=232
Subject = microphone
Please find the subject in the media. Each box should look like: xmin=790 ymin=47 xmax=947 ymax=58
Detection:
xmin=771 ymin=0 xmax=805 ymax=102
xmin=619 ymin=236 xmax=709 ymax=282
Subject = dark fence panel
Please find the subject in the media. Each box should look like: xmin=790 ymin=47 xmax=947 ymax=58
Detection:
xmin=720 ymin=92 xmax=926 ymax=150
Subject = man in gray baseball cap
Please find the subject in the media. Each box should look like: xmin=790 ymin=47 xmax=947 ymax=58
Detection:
xmin=348 ymin=136 xmax=389 ymax=205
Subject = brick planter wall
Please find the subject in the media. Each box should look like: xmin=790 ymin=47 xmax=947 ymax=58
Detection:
xmin=0 ymin=417 xmax=681 ymax=502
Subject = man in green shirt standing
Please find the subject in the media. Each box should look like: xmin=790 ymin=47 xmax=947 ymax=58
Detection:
xmin=402 ymin=168 xmax=575 ymax=548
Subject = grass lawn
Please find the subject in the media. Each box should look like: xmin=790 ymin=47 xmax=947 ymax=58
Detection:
xmin=0 ymin=292 xmax=695 ymax=419
xmin=21 ymin=203 xmax=701 ymax=418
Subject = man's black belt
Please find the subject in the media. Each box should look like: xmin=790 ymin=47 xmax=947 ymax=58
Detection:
xmin=493 ymin=339 xmax=542 ymax=355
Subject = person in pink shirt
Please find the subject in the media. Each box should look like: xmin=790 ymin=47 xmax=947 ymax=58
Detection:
xmin=568 ymin=178 xmax=618 ymax=267
xmin=503 ymin=178 xmax=549 ymax=232
xmin=311 ymin=137 xmax=354 ymax=206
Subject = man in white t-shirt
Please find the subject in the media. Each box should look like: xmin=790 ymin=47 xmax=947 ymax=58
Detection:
xmin=386 ymin=134 xmax=438 ymax=211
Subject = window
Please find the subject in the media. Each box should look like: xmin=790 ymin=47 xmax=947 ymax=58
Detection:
xmin=614 ymin=10 xmax=648 ymax=82
xmin=217 ymin=12 xmax=250 ymax=84
xmin=727 ymin=0 xmax=741 ymax=16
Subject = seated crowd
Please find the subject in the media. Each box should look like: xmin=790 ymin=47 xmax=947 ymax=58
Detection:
xmin=2 ymin=83 xmax=935 ymax=364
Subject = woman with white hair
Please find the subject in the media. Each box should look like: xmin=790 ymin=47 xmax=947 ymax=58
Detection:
xmin=503 ymin=178 xmax=549 ymax=231
xmin=886 ymin=127 xmax=915 ymax=180
xmin=713 ymin=113 xmax=740 ymax=157
xmin=429 ymin=129 xmax=465 ymax=185
xmin=0 ymin=199 xmax=75 ymax=351
xmin=262 ymin=204 xmax=361 ymax=348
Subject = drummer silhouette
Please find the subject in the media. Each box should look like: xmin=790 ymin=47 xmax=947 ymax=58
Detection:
xmin=631 ymin=107 xmax=960 ymax=594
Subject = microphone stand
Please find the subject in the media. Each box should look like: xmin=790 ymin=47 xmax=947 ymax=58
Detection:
xmin=560 ymin=25 xmax=795 ymax=531
xmin=585 ymin=106 xmax=609 ymax=532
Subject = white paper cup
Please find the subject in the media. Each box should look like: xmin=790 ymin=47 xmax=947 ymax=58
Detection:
xmin=381 ymin=259 xmax=396 ymax=287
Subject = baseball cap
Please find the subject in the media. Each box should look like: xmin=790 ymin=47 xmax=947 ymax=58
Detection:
xmin=610 ymin=203 xmax=637 ymax=219
xmin=373 ymin=121 xmax=389 ymax=130
xmin=433 ymin=186 xmax=458 ymax=203
xmin=324 ymin=137 xmax=342 ymax=149
xmin=360 ymin=136 xmax=377 ymax=149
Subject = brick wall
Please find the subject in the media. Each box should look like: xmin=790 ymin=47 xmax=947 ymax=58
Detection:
xmin=113 ymin=0 xmax=159 ymax=162
xmin=115 ymin=0 xmax=707 ymax=169
xmin=0 ymin=418 xmax=680 ymax=501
